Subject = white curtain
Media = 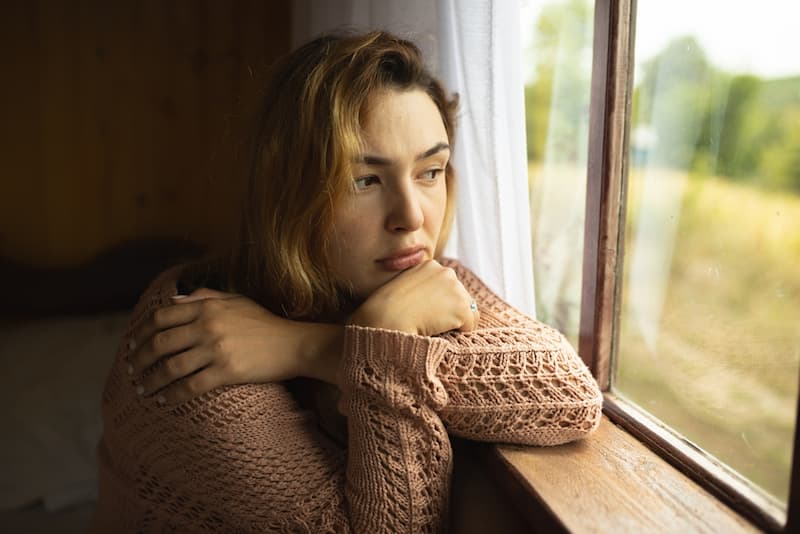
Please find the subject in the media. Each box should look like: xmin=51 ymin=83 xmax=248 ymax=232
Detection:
xmin=292 ymin=0 xmax=536 ymax=317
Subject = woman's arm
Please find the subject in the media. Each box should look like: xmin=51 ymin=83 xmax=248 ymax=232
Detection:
xmin=433 ymin=259 xmax=603 ymax=446
xmin=95 ymin=269 xmax=454 ymax=532
xmin=127 ymin=259 xmax=476 ymax=401
xmin=127 ymin=259 xmax=599 ymax=449
xmin=336 ymin=324 xmax=453 ymax=532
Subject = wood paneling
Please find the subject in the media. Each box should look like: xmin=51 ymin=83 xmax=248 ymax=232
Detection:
xmin=0 ymin=0 xmax=291 ymax=267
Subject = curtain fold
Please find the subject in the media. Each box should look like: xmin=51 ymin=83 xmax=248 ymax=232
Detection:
xmin=292 ymin=0 xmax=536 ymax=316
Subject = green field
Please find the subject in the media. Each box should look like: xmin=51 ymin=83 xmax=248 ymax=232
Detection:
xmin=530 ymin=164 xmax=800 ymax=504
xmin=617 ymin=168 xmax=800 ymax=503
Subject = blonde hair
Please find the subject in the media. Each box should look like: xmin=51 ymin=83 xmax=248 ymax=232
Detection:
xmin=228 ymin=31 xmax=458 ymax=320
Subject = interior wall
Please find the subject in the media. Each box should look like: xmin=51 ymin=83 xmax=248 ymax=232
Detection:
xmin=0 ymin=0 xmax=291 ymax=268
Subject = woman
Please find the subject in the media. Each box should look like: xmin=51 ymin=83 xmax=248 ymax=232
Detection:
xmin=92 ymin=31 xmax=602 ymax=533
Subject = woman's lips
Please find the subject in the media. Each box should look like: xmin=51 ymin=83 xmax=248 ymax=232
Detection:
xmin=376 ymin=248 xmax=425 ymax=271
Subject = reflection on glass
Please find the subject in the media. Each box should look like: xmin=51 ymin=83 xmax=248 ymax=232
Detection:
xmin=522 ymin=0 xmax=594 ymax=345
xmin=615 ymin=0 xmax=800 ymax=505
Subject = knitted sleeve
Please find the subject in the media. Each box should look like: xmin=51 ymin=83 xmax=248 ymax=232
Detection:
xmin=93 ymin=269 xmax=454 ymax=533
xmin=434 ymin=259 xmax=603 ymax=446
xmin=337 ymin=325 xmax=452 ymax=533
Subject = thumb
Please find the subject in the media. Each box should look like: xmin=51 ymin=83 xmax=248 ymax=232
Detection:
xmin=171 ymin=287 xmax=238 ymax=303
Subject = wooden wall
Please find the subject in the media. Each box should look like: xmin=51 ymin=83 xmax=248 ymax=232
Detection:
xmin=0 ymin=0 xmax=291 ymax=268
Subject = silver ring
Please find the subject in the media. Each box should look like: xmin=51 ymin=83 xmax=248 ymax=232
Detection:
xmin=469 ymin=298 xmax=478 ymax=313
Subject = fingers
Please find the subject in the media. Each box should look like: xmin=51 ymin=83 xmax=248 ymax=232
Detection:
xmin=439 ymin=266 xmax=479 ymax=332
xmin=147 ymin=366 xmax=227 ymax=406
xmin=460 ymin=297 xmax=480 ymax=332
xmin=137 ymin=347 xmax=212 ymax=396
xmin=435 ymin=265 xmax=479 ymax=332
xmin=128 ymin=319 xmax=199 ymax=374
xmin=172 ymin=287 xmax=239 ymax=304
xmin=127 ymin=291 xmax=233 ymax=372
xmin=126 ymin=288 xmax=244 ymax=407
xmin=127 ymin=301 xmax=200 ymax=365
xmin=382 ymin=260 xmax=480 ymax=335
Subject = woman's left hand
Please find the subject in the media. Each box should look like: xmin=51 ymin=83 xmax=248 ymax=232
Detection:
xmin=126 ymin=289 xmax=312 ymax=404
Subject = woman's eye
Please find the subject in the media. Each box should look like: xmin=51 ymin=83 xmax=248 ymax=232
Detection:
xmin=421 ymin=169 xmax=443 ymax=181
xmin=354 ymin=175 xmax=380 ymax=190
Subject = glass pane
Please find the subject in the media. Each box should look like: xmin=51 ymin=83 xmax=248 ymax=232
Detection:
xmin=615 ymin=0 xmax=800 ymax=505
xmin=522 ymin=0 xmax=594 ymax=345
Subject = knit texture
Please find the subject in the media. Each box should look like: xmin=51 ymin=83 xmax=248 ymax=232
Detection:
xmin=91 ymin=259 xmax=602 ymax=533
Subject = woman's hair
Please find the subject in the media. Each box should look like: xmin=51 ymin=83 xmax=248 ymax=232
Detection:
xmin=225 ymin=31 xmax=459 ymax=320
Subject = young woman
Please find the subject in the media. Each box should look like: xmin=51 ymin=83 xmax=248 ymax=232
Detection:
xmin=91 ymin=31 xmax=602 ymax=533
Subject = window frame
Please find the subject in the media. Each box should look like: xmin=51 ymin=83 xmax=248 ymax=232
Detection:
xmin=579 ymin=0 xmax=799 ymax=531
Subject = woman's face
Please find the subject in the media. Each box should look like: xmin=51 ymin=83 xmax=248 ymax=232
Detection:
xmin=329 ymin=88 xmax=450 ymax=300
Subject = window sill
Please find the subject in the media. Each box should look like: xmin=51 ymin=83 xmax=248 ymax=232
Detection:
xmin=477 ymin=414 xmax=763 ymax=533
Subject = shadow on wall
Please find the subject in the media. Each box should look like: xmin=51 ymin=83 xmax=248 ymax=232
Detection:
xmin=0 ymin=238 xmax=205 ymax=319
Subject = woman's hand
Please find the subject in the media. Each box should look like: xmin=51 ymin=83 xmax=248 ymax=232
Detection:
xmin=126 ymin=289 xmax=343 ymax=404
xmin=349 ymin=259 xmax=479 ymax=336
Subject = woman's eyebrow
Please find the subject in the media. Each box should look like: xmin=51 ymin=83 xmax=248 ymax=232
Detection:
xmin=359 ymin=142 xmax=450 ymax=166
xmin=416 ymin=142 xmax=450 ymax=160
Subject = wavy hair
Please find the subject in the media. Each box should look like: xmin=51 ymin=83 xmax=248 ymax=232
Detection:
xmin=224 ymin=31 xmax=458 ymax=320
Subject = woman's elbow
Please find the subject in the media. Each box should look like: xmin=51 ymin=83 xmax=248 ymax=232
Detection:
xmin=518 ymin=375 xmax=604 ymax=447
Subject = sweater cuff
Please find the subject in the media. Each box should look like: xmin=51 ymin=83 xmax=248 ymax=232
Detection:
xmin=337 ymin=325 xmax=450 ymax=412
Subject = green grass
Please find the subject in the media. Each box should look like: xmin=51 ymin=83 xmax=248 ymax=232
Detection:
xmin=616 ymin=168 xmax=800 ymax=504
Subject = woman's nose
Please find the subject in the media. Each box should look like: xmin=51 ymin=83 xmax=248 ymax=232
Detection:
xmin=385 ymin=185 xmax=424 ymax=233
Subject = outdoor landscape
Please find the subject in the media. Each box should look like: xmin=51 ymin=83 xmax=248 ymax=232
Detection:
xmin=525 ymin=0 xmax=800 ymax=504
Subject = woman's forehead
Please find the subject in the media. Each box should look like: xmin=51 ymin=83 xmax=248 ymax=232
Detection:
xmin=359 ymin=88 xmax=448 ymax=159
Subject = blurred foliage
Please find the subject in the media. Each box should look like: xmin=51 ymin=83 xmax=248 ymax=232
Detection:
xmin=525 ymin=1 xmax=800 ymax=192
xmin=524 ymin=0 xmax=593 ymax=163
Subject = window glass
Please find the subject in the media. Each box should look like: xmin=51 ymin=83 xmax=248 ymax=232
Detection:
xmin=615 ymin=0 xmax=800 ymax=504
xmin=522 ymin=0 xmax=594 ymax=345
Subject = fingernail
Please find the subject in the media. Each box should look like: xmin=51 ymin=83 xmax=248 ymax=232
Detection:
xmin=136 ymin=385 xmax=144 ymax=396
xmin=127 ymin=339 xmax=136 ymax=352
xmin=171 ymin=294 xmax=188 ymax=300
xmin=127 ymin=364 xmax=134 ymax=375
xmin=157 ymin=395 xmax=166 ymax=405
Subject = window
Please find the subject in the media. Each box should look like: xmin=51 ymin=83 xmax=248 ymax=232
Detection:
xmin=523 ymin=0 xmax=594 ymax=347
xmin=524 ymin=0 xmax=800 ymax=530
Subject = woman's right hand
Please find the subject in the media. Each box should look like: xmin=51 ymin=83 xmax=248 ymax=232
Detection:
xmin=126 ymin=289 xmax=344 ymax=403
xmin=349 ymin=259 xmax=479 ymax=336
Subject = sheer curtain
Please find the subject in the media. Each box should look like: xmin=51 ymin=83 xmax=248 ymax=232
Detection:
xmin=292 ymin=0 xmax=536 ymax=316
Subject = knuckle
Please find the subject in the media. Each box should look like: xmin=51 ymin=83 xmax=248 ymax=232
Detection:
xmin=202 ymin=317 xmax=223 ymax=336
xmin=212 ymin=338 xmax=228 ymax=357
xmin=151 ymin=307 xmax=168 ymax=329
xmin=162 ymin=357 xmax=183 ymax=377
xmin=203 ymin=298 xmax=225 ymax=314
xmin=442 ymin=266 xmax=458 ymax=281
xmin=218 ymin=351 xmax=239 ymax=375
xmin=214 ymin=342 xmax=238 ymax=373
xmin=184 ymin=377 xmax=201 ymax=395
xmin=151 ymin=331 xmax=170 ymax=352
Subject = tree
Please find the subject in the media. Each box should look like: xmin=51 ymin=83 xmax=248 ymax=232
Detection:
xmin=633 ymin=36 xmax=715 ymax=170
xmin=710 ymin=74 xmax=762 ymax=179
xmin=524 ymin=0 xmax=593 ymax=164
xmin=758 ymin=105 xmax=800 ymax=191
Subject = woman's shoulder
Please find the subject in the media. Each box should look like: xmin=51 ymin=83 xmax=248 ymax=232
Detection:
xmin=129 ymin=258 xmax=227 ymax=325
xmin=126 ymin=265 xmax=185 ymax=329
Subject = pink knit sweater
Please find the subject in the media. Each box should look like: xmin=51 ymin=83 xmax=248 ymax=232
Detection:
xmin=91 ymin=259 xmax=602 ymax=533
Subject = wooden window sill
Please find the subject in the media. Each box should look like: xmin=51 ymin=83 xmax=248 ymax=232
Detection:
xmin=477 ymin=415 xmax=762 ymax=533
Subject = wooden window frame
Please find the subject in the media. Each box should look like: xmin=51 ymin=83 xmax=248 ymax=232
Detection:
xmin=579 ymin=0 xmax=799 ymax=531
